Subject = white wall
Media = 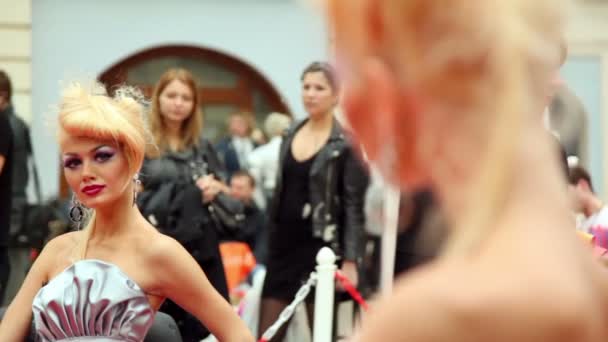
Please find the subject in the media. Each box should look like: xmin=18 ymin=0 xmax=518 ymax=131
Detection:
xmin=31 ymin=0 xmax=327 ymax=198
xmin=566 ymin=1 xmax=608 ymax=198
xmin=568 ymin=2 xmax=608 ymax=50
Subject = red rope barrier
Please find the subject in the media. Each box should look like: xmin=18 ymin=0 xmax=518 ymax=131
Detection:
xmin=335 ymin=270 xmax=369 ymax=311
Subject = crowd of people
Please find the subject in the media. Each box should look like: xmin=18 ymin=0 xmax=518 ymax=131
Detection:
xmin=1 ymin=0 xmax=608 ymax=341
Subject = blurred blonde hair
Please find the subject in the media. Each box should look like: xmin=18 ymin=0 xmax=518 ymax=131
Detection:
xmin=328 ymin=0 xmax=568 ymax=256
xmin=57 ymin=81 xmax=150 ymax=259
xmin=147 ymin=68 xmax=203 ymax=157
xmin=264 ymin=112 xmax=292 ymax=138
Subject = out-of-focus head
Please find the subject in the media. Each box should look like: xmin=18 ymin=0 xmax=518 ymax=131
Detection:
xmin=228 ymin=113 xmax=252 ymax=138
xmin=301 ymin=61 xmax=340 ymax=119
xmin=230 ymin=170 xmax=255 ymax=203
xmin=568 ymin=165 xmax=595 ymax=212
xmin=58 ymin=82 xmax=149 ymax=209
xmin=149 ymin=68 xmax=203 ymax=155
xmin=251 ymin=128 xmax=267 ymax=145
xmin=0 ymin=70 xmax=12 ymax=110
xmin=327 ymin=0 xmax=567 ymax=189
xmin=569 ymin=166 xmax=593 ymax=191
xmin=264 ymin=112 xmax=292 ymax=138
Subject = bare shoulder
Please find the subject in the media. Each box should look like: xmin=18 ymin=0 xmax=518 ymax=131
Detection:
xmin=137 ymin=229 xmax=203 ymax=297
xmin=41 ymin=231 xmax=80 ymax=258
xmin=148 ymin=234 xmax=183 ymax=257
xmin=25 ymin=231 xmax=82 ymax=282
xmin=361 ymin=260 xmax=600 ymax=342
xmin=136 ymin=227 xmax=185 ymax=265
xmin=446 ymin=262 xmax=598 ymax=340
xmin=358 ymin=262 xmax=468 ymax=340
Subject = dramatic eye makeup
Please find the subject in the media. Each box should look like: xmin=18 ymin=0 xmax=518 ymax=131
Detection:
xmin=61 ymin=145 xmax=116 ymax=169
xmin=94 ymin=146 xmax=116 ymax=163
xmin=62 ymin=155 xmax=82 ymax=169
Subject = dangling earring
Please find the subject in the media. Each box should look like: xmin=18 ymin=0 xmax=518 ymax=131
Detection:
xmin=69 ymin=194 xmax=85 ymax=229
xmin=133 ymin=173 xmax=141 ymax=207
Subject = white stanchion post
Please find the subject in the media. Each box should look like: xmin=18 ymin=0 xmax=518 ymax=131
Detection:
xmin=313 ymin=247 xmax=337 ymax=342
xmin=380 ymin=186 xmax=400 ymax=294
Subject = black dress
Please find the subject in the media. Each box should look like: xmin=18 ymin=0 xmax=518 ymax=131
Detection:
xmin=262 ymin=148 xmax=324 ymax=301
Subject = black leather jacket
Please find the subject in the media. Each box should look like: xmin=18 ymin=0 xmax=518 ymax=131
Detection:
xmin=4 ymin=105 xmax=31 ymax=200
xmin=140 ymin=138 xmax=226 ymax=190
xmin=268 ymin=118 xmax=370 ymax=261
xmin=138 ymin=139 xmax=228 ymax=250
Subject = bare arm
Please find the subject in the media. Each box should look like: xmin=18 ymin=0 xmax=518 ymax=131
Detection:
xmin=0 ymin=155 xmax=5 ymax=174
xmin=0 ymin=237 xmax=62 ymax=340
xmin=355 ymin=266 xmax=473 ymax=341
xmin=153 ymin=236 xmax=254 ymax=342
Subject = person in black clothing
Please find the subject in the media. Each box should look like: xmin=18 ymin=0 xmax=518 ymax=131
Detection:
xmin=229 ymin=170 xmax=267 ymax=263
xmin=393 ymin=190 xmax=445 ymax=276
xmin=258 ymin=62 xmax=369 ymax=341
xmin=0 ymin=70 xmax=35 ymax=305
xmin=361 ymin=186 xmax=445 ymax=293
xmin=0 ymin=71 xmax=32 ymax=231
xmin=0 ymin=75 xmax=14 ymax=305
xmin=138 ymin=68 xmax=232 ymax=342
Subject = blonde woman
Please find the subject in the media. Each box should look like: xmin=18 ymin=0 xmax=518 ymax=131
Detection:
xmin=327 ymin=0 xmax=608 ymax=341
xmin=0 ymin=82 xmax=254 ymax=341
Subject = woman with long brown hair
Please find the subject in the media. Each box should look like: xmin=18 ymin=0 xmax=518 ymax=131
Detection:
xmin=138 ymin=68 xmax=238 ymax=341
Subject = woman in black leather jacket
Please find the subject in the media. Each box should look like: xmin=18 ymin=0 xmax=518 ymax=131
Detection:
xmin=258 ymin=62 xmax=369 ymax=341
xmin=137 ymin=68 xmax=232 ymax=342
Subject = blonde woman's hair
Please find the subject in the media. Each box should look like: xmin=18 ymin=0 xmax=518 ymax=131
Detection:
xmin=329 ymin=0 xmax=568 ymax=256
xmin=57 ymin=81 xmax=150 ymax=259
xmin=264 ymin=112 xmax=291 ymax=138
xmin=147 ymin=68 xmax=203 ymax=157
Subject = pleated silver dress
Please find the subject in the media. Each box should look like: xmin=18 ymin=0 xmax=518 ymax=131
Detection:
xmin=32 ymin=259 xmax=155 ymax=341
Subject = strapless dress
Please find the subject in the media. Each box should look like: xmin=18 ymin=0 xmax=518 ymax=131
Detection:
xmin=32 ymin=259 xmax=155 ymax=341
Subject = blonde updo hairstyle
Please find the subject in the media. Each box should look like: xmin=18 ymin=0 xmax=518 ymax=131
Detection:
xmin=57 ymin=81 xmax=150 ymax=259
xmin=328 ymin=0 xmax=568 ymax=256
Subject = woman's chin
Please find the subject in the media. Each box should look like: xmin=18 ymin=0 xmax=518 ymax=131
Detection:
xmin=80 ymin=200 xmax=100 ymax=210
xmin=307 ymin=109 xmax=330 ymax=119
xmin=167 ymin=113 xmax=190 ymax=124
xmin=80 ymin=195 xmax=116 ymax=211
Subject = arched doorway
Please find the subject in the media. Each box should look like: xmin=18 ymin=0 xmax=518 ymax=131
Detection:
xmin=59 ymin=45 xmax=291 ymax=198
xmin=99 ymin=44 xmax=291 ymax=141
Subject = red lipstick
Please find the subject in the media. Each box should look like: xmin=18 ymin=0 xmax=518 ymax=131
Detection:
xmin=81 ymin=185 xmax=105 ymax=196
